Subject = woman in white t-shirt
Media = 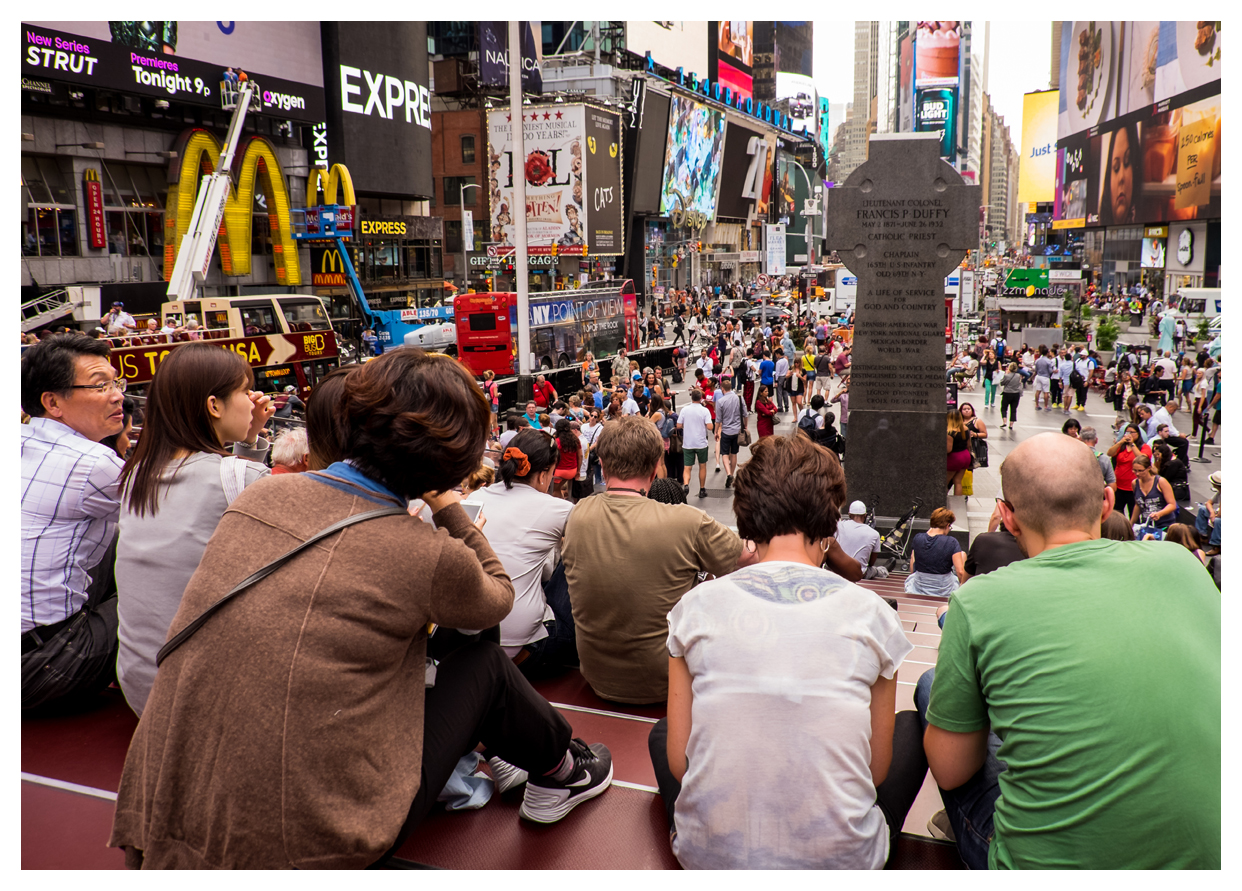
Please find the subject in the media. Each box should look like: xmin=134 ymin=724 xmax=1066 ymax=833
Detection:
xmin=648 ymin=434 xmax=926 ymax=869
xmin=472 ymin=428 xmax=577 ymax=678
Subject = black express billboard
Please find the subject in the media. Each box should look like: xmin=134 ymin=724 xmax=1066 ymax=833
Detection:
xmin=320 ymin=22 xmax=433 ymax=199
xmin=22 ymin=22 xmax=325 ymax=122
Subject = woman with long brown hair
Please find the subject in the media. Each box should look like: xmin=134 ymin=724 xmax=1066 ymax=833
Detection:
xmin=114 ymin=343 xmax=275 ymax=716
xmin=946 ymin=409 xmax=971 ymax=496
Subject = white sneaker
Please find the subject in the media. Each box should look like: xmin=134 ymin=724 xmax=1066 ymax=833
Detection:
xmin=519 ymin=739 xmax=613 ymax=824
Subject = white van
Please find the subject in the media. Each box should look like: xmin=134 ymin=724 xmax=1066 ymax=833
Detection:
xmin=1171 ymin=288 xmax=1221 ymax=322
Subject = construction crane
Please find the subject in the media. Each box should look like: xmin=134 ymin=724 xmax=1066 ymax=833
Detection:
xmin=165 ymin=81 xmax=259 ymax=301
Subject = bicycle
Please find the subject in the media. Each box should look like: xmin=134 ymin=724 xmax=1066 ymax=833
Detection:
xmin=865 ymin=495 xmax=924 ymax=572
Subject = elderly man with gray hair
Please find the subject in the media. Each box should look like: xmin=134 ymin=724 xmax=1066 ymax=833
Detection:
xmin=270 ymin=427 xmax=309 ymax=475
xmin=1078 ymin=427 xmax=1116 ymax=489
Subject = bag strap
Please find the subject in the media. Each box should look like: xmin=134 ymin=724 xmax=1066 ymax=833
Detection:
xmin=219 ymin=456 xmax=249 ymax=506
xmin=156 ymin=505 xmax=408 ymax=667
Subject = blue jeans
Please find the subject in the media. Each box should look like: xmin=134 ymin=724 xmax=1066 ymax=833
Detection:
xmin=915 ymin=667 xmax=1007 ymax=870
xmin=516 ymin=563 xmax=578 ymax=680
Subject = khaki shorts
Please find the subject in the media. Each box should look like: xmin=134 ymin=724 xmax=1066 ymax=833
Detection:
xmin=1033 ymin=374 xmax=1050 ymax=393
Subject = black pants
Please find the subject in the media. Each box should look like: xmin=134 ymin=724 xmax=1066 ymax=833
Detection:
xmin=21 ymin=534 xmax=120 ymax=713
xmin=999 ymin=392 xmax=1020 ymax=423
xmin=1073 ymin=384 xmax=1088 ymax=407
xmin=1164 ymin=434 xmax=1190 ymax=466
xmin=1114 ymin=488 xmax=1136 ymax=520
xmin=647 ymin=712 xmax=927 ymax=865
xmin=1049 ymin=378 xmax=1062 ymax=405
xmin=374 ymin=641 xmax=572 ymax=866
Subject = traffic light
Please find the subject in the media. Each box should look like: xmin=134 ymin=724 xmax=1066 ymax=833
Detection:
xmin=551 ymin=242 xmax=559 ymax=258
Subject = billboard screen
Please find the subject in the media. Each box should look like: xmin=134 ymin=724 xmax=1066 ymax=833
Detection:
xmin=717 ymin=123 xmax=774 ymax=220
xmin=22 ymin=21 xmax=325 ymax=121
xmin=914 ymin=21 xmax=961 ymax=88
xmin=898 ymin=33 xmax=914 ymax=131
xmin=776 ymin=72 xmax=818 ymax=140
xmin=487 ymin=104 xmax=624 ymax=255
xmin=717 ymin=20 xmax=753 ymax=68
xmin=320 ymin=22 xmax=433 ymax=198
xmin=711 ymin=21 xmax=754 ymax=101
xmin=1057 ymin=21 xmax=1220 ymax=141
xmin=1054 ymin=131 xmax=1089 ymax=228
xmin=1085 ymin=94 xmax=1220 ymax=227
xmin=774 ymin=21 xmax=813 ymax=77
xmin=915 ymin=87 xmax=958 ymax=162
xmin=582 ymin=107 xmax=624 ymax=254
xmin=659 ymin=95 xmax=727 ymax=222
xmin=1017 ymin=90 xmax=1059 ymax=206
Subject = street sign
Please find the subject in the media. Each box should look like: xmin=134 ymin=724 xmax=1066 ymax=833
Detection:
xmin=756 ymin=273 xmax=771 ymax=286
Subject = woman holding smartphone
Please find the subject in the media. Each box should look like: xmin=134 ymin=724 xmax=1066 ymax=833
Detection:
xmin=1107 ymin=423 xmax=1152 ymax=520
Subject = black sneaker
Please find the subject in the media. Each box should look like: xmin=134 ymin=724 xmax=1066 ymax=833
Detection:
xmin=519 ymin=739 xmax=613 ymax=823
xmin=698 ymin=487 xmax=708 ymax=498
xmin=725 ymin=474 xmax=733 ymax=488
xmin=683 ymin=484 xmax=690 ymax=495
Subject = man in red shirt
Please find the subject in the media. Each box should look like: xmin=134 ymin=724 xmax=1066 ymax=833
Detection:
xmin=532 ymin=374 xmax=558 ymax=410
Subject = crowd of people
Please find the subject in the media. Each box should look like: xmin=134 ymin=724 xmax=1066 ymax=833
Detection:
xmin=20 ymin=298 xmax=1221 ymax=869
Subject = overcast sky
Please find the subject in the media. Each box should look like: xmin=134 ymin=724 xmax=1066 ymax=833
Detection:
xmin=812 ymin=20 xmax=1055 ymax=150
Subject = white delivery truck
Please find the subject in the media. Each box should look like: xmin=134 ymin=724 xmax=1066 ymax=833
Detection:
xmin=1171 ymin=288 xmax=1221 ymax=323
xmin=834 ymin=275 xmax=857 ymax=315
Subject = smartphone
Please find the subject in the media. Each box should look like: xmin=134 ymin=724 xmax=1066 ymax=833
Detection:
xmin=417 ymin=500 xmax=484 ymax=528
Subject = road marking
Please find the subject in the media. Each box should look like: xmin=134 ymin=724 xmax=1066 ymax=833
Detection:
xmin=21 ymin=772 xmax=117 ymax=801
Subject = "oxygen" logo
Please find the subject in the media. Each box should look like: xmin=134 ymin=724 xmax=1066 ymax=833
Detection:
xmin=264 ymin=89 xmax=306 ymax=111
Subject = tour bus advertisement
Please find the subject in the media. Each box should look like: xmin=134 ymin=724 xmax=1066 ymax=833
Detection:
xmin=22 ymin=21 xmax=326 ymax=121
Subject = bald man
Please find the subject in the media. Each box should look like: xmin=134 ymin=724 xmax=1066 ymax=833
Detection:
xmin=916 ymin=433 xmax=1220 ymax=869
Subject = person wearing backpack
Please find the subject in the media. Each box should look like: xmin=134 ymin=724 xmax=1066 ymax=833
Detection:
xmin=712 ymin=377 xmax=748 ymax=489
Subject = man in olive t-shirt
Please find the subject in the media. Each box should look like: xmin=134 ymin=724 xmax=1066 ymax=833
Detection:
xmin=922 ymin=434 xmax=1220 ymax=868
xmin=563 ymin=417 xmax=742 ymax=703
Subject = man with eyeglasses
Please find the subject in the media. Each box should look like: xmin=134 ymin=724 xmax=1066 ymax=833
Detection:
xmin=914 ymin=432 xmax=1220 ymax=868
xmin=21 ymin=332 xmax=128 ymax=712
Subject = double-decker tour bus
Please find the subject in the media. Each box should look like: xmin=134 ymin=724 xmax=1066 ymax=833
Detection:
xmin=106 ymin=294 xmax=340 ymax=399
xmin=455 ymin=280 xmax=640 ymax=377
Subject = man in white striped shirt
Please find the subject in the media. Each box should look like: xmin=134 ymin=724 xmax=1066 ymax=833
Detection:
xmin=21 ymin=333 xmax=127 ymax=711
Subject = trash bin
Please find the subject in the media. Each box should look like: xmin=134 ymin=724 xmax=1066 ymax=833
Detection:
xmin=1129 ymin=312 xmax=1144 ymax=328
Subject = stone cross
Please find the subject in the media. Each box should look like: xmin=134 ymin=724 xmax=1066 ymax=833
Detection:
xmin=825 ymin=134 xmax=981 ymax=518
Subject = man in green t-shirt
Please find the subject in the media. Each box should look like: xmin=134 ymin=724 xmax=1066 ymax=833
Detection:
xmin=921 ymin=432 xmax=1220 ymax=869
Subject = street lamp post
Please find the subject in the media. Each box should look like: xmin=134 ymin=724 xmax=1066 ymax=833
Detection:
xmin=459 ymin=181 xmax=481 ymax=293
xmin=509 ymin=21 xmax=533 ymax=401
xmin=786 ymin=158 xmax=824 ymax=319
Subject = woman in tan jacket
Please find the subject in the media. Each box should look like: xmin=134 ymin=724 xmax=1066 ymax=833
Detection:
xmin=109 ymin=348 xmax=613 ymax=869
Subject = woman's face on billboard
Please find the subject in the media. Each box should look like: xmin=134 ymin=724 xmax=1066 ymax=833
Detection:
xmin=1109 ymin=128 xmax=1133 ymax=222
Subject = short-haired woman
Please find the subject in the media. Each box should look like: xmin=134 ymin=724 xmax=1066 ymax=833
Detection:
xmin=110 ymin=348 xmax=614 ymax=868
xmin=305 ymin=366 xmax=355 ymax=470
xmin=114 ymin=344 xmax=275 ymax=717
xmin=998 ymin=362 xmax=1023 ymax=429
xmin=905 ymin=507 xmax=965 ymax=598
xmin=648 ymin=434 xmax=927 ymax=868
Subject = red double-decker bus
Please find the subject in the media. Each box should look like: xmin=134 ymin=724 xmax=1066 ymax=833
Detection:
xmin=455 ymin=280 xmax=640 ymax=377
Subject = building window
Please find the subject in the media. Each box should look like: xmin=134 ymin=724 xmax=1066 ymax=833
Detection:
xmin=461 ymin=134 xmax=476 ymax=165
xmin=97 ymin=162 xmax=167 ymax=258
xmin=22 ymin=155 xmax=79 ymax=257
xmin=444 ymin=176 xmax=477 ymax=206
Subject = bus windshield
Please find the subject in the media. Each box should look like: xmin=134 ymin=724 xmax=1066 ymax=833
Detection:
xmin=279 ymin=299 xmax=332 ymax=332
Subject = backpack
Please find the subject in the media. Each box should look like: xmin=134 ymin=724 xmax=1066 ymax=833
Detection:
xmin=1069 ymin=368 xmax=1085 ymax=388
xmin=660 ymin=412 xmax=679 ymax=439
xmin=797 ymin=408 xmax=819 ymax=438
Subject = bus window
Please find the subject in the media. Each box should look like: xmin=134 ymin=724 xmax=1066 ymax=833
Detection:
xmin=240 ymin=305 xmax=278 ymax=336
xmin=204 ymin=310 xmax=230 ymax=330
xmin=254 ymin=365 xmax=296 ymax=394
xmin=468 ymin=313 xmax=498 ymax=331
xmin=278 ymin=299 xmax=332 ymax=333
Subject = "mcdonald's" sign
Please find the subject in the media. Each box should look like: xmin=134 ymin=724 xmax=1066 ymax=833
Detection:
xmin=311 ymin=244 xmax=348 ymax=287
xmin=163 ymin=128 xmax=302 ymax=285
xmin=82 ymin=168 xmax=106 ymax=249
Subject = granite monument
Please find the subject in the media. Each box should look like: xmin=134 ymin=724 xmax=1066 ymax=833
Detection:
xmin=825 ymin=134 xmax=982 ymax=517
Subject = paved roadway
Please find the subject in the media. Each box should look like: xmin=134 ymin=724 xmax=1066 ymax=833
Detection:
xmin=642 ymin=326 xmax=1221 ymax=541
